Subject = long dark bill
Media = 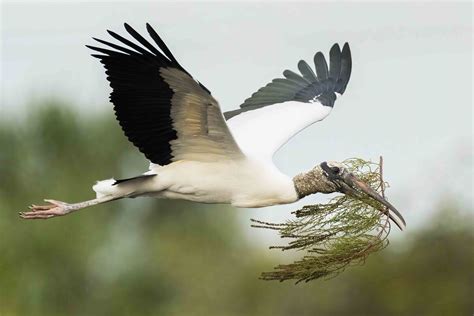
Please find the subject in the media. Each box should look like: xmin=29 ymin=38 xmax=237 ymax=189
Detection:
xmin=340 ymin=173 xmax=406 ymax=231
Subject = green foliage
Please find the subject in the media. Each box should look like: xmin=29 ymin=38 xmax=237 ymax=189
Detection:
xmin=0 ymin=101 xmax=472 ymax=316
xmin=253 ymin=159 xmax=391 ymax=282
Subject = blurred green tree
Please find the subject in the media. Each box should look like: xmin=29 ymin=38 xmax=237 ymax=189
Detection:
xmin=0 ymin=101 xmax=472 ymax=316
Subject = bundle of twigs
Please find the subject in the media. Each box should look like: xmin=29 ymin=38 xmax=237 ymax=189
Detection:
xmin=252 ymin=157 xmax=391 ymax=283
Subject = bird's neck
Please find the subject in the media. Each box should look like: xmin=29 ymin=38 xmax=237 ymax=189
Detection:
xmin=292 ymin=166 xmax=337 ymax=199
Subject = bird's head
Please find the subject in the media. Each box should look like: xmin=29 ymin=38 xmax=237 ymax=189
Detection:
xmin=293 ymin=161 xmax=406 ymax=230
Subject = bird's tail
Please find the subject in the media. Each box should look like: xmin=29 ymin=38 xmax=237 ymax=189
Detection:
xmin=92 ymin=179 xmax=117 ymax=199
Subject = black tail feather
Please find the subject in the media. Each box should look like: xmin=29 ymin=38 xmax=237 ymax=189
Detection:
xmin=112 ymin=174 xmax=156 ymax=186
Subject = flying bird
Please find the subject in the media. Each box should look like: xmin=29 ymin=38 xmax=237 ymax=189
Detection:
xmin=20 ymin=23 xmax=405 ymax=229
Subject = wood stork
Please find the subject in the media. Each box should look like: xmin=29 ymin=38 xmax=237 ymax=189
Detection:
xmin=20 ymin=23 xmax=405 ymax=229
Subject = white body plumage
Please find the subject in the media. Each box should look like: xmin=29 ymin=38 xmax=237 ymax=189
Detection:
xmin=94 ymin=157 xmax=298 ymax=208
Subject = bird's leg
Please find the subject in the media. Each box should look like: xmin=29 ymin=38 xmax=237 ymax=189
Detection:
xmin=19 ymin=196 xmax=119 ymax=220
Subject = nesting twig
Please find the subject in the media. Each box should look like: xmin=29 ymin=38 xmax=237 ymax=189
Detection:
xmin=252 ymin=158 xmax=392 ymax=283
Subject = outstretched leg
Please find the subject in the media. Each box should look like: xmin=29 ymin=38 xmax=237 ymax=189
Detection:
xmin=19 ymin=196 xmax=119 ymax=220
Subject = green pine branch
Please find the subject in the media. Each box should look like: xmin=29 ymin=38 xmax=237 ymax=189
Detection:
xmin=252 ymin=158 xmax=392 ymax=283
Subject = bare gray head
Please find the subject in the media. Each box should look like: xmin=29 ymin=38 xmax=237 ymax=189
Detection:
xmin=293 ymin=161 xmax=406 ymax=230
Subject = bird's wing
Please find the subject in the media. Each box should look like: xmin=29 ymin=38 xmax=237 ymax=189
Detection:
xmin=88 ymin=23 xmax=243 ymax=166
xmin=225 ymin=43 xmax=351 ymax=160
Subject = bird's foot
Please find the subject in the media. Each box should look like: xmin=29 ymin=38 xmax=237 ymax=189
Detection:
xmin=19 ymin=199 xmax=74 ymax=220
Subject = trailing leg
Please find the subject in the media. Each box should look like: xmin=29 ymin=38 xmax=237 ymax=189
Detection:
xmin=20 ymin=173 xmax=159 ymax=220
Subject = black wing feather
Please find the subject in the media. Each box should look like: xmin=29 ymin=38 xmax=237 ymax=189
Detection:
xmin=92 ymin=37 xmax=140 ymax=56
xmin=329 ymin=43 xmax=341 ymax=82
xmin=297 ymin=60 xmax=318 ymax=82
xmin=224 ymin=43 xmax=352 ymax=120
xmin=283 ymin=70 xmax=311 ymax=85
xmin=145 ymin=23 xmax=180 ymax=65
xmin=88 ymin=24 xmax=194 ymax=165
xmin=337 ymin=43 xmax=352 ymax=94
xmin=313 ymin=52 xmax=329 ymax=80
xmin=124 ymin=23 xmax=162 ymax=56
xmin=106 ymin=29 xmax=155 ymax=57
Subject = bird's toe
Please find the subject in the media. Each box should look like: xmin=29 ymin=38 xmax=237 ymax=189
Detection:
xmin=20 ymin=200 xmax=71 ymax=220
xmin=19 ymin=212 xmax=55 ymax=219
xmin=28 ymin=204 xmax=54 ymax=211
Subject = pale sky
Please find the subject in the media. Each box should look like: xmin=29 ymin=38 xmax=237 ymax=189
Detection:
xmin=1 ymin=1 xmax=472 ymax=242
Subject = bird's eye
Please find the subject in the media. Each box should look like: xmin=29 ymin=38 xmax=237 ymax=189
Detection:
xmin=331 ymin=167 xmax=341 ymax=174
